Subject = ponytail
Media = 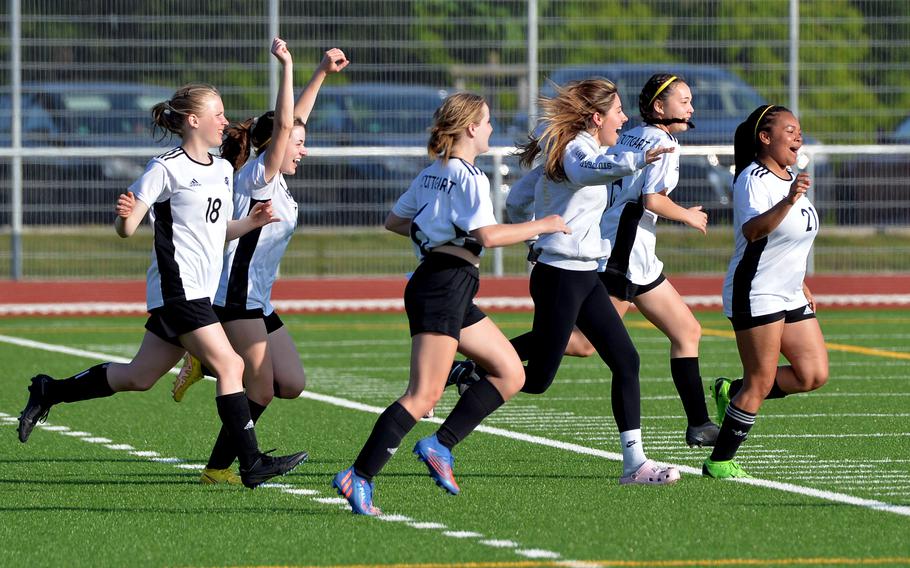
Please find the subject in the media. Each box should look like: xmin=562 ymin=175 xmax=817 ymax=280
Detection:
xmin=151 ymin=83 xmax=220 ymax=142
xmin=733 ymin=104 xmax=790 ymax=182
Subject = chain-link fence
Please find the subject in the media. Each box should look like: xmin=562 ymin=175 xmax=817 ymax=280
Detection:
xmin=2 ymin=0 xmax=909 ymax=279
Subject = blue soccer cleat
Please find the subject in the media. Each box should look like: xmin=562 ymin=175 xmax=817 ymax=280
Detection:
xmin=332 ymin=467 xmax=381 ymax=516
xmin=413 ymin=434 xmax=461 ymax=495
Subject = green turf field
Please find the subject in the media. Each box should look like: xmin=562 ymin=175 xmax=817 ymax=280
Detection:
xmin=0 ymin=309 xmax=908 ymax=567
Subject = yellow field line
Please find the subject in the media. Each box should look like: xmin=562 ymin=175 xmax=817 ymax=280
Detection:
xmin=219 ymin=558 xmax=910 ymax=568
xmin=693 ymin=324 xmax=910 ymax=361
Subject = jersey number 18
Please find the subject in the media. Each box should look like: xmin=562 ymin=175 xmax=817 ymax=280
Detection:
xmin=206 ymin=197 xmax=222 ymax=223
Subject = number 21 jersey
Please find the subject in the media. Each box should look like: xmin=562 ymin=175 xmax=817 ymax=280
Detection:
xmin=722 ymin=161 xmax=819 ymax=317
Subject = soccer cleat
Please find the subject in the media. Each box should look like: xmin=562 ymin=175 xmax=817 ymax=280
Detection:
xmin=18 ymin=374 xmax=55 ymax=443
xmin=239 ymin=450 xmax=308 ymax=489
xmin=413 ymin=434 xmax=460 ymax=495
xmin=685 ymin=421 xmax=720 ymax=448
xmin=200 ymin=467 xmax=242 ymax=485
xmin=172 ymin=353 xmax=204 ymax=402
xmin=332 ymin=467 xmax=381 ymax=516
xmin=710 ymin=377 xmax=733 ymax=424
xmin=619 ymin=459 xmax=681 ymax=485
xmin=702 ymin=458 xmax=752 ymax=479
xmin=423 ymin=407 xmax=435 ymax=419
xmin=447 ymin=359 xmax=481 ymax=395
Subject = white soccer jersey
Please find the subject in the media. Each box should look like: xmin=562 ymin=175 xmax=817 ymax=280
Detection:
xmin=505 ymin=165 xmax=541 ymax=224
xmin=215 ymin=152 xmax=299 ymax=315
xmin=130 ymin=147 xmax=234 ymax=310
xmin=599 ymin=125 xmax=680 ymax=284
xmin=392 ymin=158 xmax=498 ymax=260
xmin=533 ymin=131 xmax=645 ymax=271
xmin=722 ymin=161 xmax=819 ymax=317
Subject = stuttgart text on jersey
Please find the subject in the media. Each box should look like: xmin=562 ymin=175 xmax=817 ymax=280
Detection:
xmin=421 ymin=174 xmax=457 ymax=194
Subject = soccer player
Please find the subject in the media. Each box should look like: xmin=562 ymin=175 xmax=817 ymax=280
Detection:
xmin=16 ymin=82 xmax=307 ymax=489
xmin=332 ymin=92 xmax=570 ymax=515
xmin=538 ymin=74 xmax=720 ymax=448
xmin=504 ymin=78 xmax=679 ymax=485
xmin=703 ymin=105 xmax=828 ymax=479
xmin=169 ymin=40 xmax=349 ymax=485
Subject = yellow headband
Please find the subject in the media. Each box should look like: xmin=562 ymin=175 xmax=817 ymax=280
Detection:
xmin=753 ymin=105 xmax=775 ymax=138
xmin=648 ymin=76 xmax=678 ymax=107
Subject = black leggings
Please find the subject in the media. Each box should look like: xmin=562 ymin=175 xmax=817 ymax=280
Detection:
xmin=517 ymin=262 xmax=641 ymax=432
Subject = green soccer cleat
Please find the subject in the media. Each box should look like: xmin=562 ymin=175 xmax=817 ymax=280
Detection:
xmin=710 ymin=377 xmax=733 ymax=424
xmin=702 ymin=458 xmax=752 ymax=479
xmin=172 ymin=353 xmax=204 ymax=402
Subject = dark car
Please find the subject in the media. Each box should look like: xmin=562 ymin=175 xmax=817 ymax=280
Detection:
xmin=830 ymin=123 xmax=910 ymax=225
xmin=536 ymin=64 xmax=778 ymax=220
xmin=297 ymin=83 xmax=516 ymax=225
xmin=0 ymin=82 xmax=173 ymax=225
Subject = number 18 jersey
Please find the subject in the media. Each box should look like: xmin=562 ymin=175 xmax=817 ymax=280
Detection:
xmin=722 ymin=161 xmax=819 ymax=318
xmin=130 ymin=147 xmax=234 ymax=310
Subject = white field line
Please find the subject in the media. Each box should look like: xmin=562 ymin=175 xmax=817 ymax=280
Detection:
xmin=2 ymin=292 xmax=910 ymax=316
xmin=2 ymin=334 xmax=909 ymax=520
xmin=0 ymin=410 xmax=573 ymax=564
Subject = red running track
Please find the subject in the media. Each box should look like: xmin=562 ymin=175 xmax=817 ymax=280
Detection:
xmin=0 ymin=274 xmax=907 ymax=311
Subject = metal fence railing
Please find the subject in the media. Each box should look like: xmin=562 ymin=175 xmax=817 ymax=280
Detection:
xmin=1 ymin=144 xmax=908 ymax=279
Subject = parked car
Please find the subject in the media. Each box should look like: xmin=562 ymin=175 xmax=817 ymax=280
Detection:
xmin=0 ymin=82 xmax=173 ymax=225
xmin=297 ymin=83 xmax=517 ymax=226
xmin=830 ymin=117 xmax=910 ymax=225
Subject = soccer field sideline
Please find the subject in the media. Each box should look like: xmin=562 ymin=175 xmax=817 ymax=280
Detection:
xmin=2 ymin=331 xmax=908 ymax=522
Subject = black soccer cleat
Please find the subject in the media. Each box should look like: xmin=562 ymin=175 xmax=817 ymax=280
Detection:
xmin=18 ymin=374 xmax=55 ymax=443
xmin=240 ymin=449 xmax=308 ymax=489
xmin=685 ymin=421 xmax=720 ymax=448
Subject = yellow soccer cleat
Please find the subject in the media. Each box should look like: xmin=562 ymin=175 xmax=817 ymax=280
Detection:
xmin=172 ymin=353 xmax=204 ymax=402
xmin=200 ymin=467 xmax=242 ymax=485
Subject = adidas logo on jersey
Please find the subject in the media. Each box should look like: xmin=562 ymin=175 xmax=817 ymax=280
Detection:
xmin=189 ymin=178 xmax=201 ymax=188
xmin=803 ymin=305 xmax=814 ymax=315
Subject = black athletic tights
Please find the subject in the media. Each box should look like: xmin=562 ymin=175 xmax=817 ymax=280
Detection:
xmin=515 ymin=262 xmax=642 ymax=432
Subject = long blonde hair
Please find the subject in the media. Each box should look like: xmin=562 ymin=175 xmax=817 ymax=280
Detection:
xmin=517 ymin=79 xmax=619 ymax=182
xmin=150 ymin=83 xmax=221 ymax=141
xmin=427 ymin=92 xmax=487 ymax=162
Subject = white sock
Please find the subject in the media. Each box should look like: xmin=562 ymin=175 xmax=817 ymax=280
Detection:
xmin=620 ymin=429 xmax=647 ymax=476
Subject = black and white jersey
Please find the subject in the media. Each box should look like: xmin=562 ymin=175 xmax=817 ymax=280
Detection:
xmin=392 ymin=158 xmax=497 ymax=260
xmin=600 ymin=125 xmax=680 ymax=283
xmin=215 ymin=152 xmax=299 ymax=315
xmin=722 ymin=161 xmax=819 ymax=317
xmin=130 ymin=147 xmax=234 ymax=310
xmin=534 ymin=131 xmax=645 ymax=271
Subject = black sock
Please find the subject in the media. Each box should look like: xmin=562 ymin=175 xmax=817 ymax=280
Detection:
xmin=729 ymin=377 xmax=787 ymax=400
xmin=436 ymin=377 xmax=505 ymax=449
xmin=206 ymin=398 xmax=267 ymax=470
xmin=45 ymin=363 xmax=115 ymax=404
xmin=709 ymin=402 xmax=756 ymax=462
xmin=509 ymin=332 xmax=534 ymax=362
xmin=352 ymin=401 xmax=417 ymax=481
xmin=215 ymin=392 xmax=260 ymax=470
xmin=670 ymin=357 xmax=711 ymax=426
